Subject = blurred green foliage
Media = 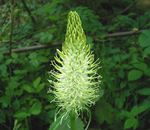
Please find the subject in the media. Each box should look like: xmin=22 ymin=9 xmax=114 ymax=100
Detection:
xmin=0 ymin=0 xmax=150 ymax=130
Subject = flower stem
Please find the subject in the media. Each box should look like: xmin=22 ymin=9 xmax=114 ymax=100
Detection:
xmin=70 ymin=112 xmax=76 ymax=130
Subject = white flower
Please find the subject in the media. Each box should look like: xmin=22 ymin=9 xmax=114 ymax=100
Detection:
xmin=50 ymin=11 xmax=102 ymax=115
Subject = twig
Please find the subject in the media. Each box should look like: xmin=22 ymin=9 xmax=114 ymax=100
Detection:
xmin=4 ymin=43 xmax=61 ymax=55
xmin=21 ymin=0 xmax=36 ymax=23
xmin=105 ymin=29 xmax=141 ymax=38
xmin=1 ymin=29 xmax=143 ymax=44
xmin=8 ymin=0 xmax=15 ymax=78
xmin=119 ymin=0 xmax=135 ymax=14
xmin=9 ymin=0 xmax=15 ymax=56
xmin=94 ymin=29 xmax=142 ymax=42
xmin=0 ymin=124 xmax=11 ymax=130
xmin=2 ymin=29 xmax=148 ymax=54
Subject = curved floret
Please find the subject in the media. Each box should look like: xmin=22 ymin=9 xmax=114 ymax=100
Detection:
xmin=50 ymin=11 xmax=102 ymax=114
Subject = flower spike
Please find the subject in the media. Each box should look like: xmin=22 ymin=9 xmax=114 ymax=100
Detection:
xmin=50 ymin=11 xmax=102 ymax=115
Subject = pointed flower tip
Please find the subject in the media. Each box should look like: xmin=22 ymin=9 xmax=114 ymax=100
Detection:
xmin=68 ymin=11 xmax=81 ymax=25
xmin=65 ymin=11 xmax=86 ymax=46
xmin=68 ymin=11 xmax=79 ymax=17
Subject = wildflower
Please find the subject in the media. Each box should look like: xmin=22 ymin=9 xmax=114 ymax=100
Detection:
xmin=50 ymin=11 xmax=102 ymax=115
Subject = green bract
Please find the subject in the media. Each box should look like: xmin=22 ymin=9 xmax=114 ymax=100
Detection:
xmin=50 ymin=11 xmax=102 ymax=114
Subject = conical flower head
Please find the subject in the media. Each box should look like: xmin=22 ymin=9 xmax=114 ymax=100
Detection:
xmin=50 ymin=11 xmax=102 ymax=114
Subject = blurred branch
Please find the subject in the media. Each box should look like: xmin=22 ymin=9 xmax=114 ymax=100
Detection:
xmin=105 ymin=29 xmax=141 ymax=38
xmin=4 ymin=43 xmax=61 ymax=55
xmin=1 ymin=29 xmax=143 ymax=44
xmin=0 ymin=0 xmax=5 ymax=5
xmin=94 ymin=29 xmax=142 ymax=42
xmin=119 ymin=0 xmax=136 ymax=14
xmin=9 ymin=0 xmax=15 ymax=55
xmin=21 ymin=0 xmax=36 ymax=23
xmin=2 ymin=29 xmax=148 ymax=54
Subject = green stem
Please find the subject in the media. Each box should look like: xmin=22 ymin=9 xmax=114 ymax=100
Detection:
xmin=70 ymin=112 xmax=76 ymax=130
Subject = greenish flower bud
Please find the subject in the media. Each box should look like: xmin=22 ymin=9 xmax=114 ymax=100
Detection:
xmin=50 ymin=11 xmax=102 ymax=115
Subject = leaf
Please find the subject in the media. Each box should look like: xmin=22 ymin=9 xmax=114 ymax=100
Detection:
xmin=128 ymin=69 xmax=143 ymax=81
xmin=14 ymin=111 xmax=29 ymax=119
xmin=49 ymin=113 xmax=84 ymax=130
xmin=30 ymin=101 xmax=42 ymax=115
xmin=12 ymin=99 xmax=20 ymax=110
xmin=11 ymin=53 xmax=18 ymax=59
xmin=132 ymin=62 xmax=148 ymax=73
xmin=0 ymin=96 xmax=11 ymax=108
xmin=124 ymin=118 xmax=138 ymax=129
xmin=144 ymin=68 xmax=150 ymax=77
xmin=143 ymin=47 xmax=150 ymax=57
xmin=120 ymin=110 xmax=131 ymax=118
xmin=139 ymin=30 xmax=150 ymax=48
xmin=49 ymin=113 xmax=70 ymax=130
xmin=37 ymin=32 xmax=53 ymax=43
xmin=23 ymin=84 xmax=34 ymax=93
xmin=75 ymin=118 xmax=84 ymax=130
xmin=95 ymin=99 xmax=113 ymax=124
xmin=0 ymin=110 xmax=5 ymax=123
xmin=29 ymin=53 xmax=39 ymax=67
xmin=0 ymin=53 xmax=4 ymax=61
xmin=115 ymin=90 xmax=129 ymax=109
xmin=33 ymin=77 xmax=41 ymax=88
xmin=0 ymin=64 xmax=8 ymax=77
xmin=130 ymin=100 xmax=150 ymax=117
xmin=13 ymin=120 xmax=22 ymax=130
xmin=33 ymin=77 xmax=45 ymax=93
xmin=14 ymin=69 xmax=27 ymax=75
xmin=35 ymin=83 xmax=45 ymax=93
xmin=136 ymin=88 xmax=150 ymax=95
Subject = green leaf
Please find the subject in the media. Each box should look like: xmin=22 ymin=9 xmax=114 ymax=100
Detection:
xmin=0 ymin=53 xmax=4 ymax=61
xmin=30 ymin=101 xmax=42 ymax=115
xmin=11 ymin=53 xmax=18 ymax=59
xmin=143 ymin=47 xmax=150 ymax=57
xmin=124 ymin=118 xmax=138 ymax=129
xmin=49 ymin=113 xmax=70 ymax=130
xmin=33 ymin=77 xmax=44 ymax=93
xmin=35 ymin=83 xmax=45 ymax=93
xmin=128 ymin=69 xmax=143 ymax=81
xmin=23 ymin=84 xmax=34 ymax=93
xmin=35 ymin=32 xmax=53 ymax=43
xmin=120 ymin=110 xmax=131 ymax=118
xmin=115 ymin=91 xmax=129 ymax=109
xmin=14 ymin=111 xmax=29 ymax=119
xmin=132 ymin=62 xmax=148 ymax=73
xmin=49 ymin=113 xmax=84 ymax=130
xmin=95 ymin=99 xmax=113 ymax=124
xmin=0 ymin=110 xmax=5 ymax=123
xmin=33 ymin=77 xmax=41 ymax=87
xmin=75 ymin=118 xmax=84 ymax=130
xmin=130 ymin=100 xmax=150 ymax=117
xmin=136 ymin=88 xmax=150 ymax=95
xmin=0 ymin=96 xmax=11 ymax=108
xmin=0 ymin=64 xmax=8 ymax=77
xmin=12 ymin=99 xmax=20 ymax=110
xmin=13 ymin=120 xmax=22 ymax=130
xmin=29 ymin=53 xmax=39 ymax=67
xmin=139 ymin=30 xmax=150 ymax=48
xmin=144 ymin=68 xmax=150 ymax=77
